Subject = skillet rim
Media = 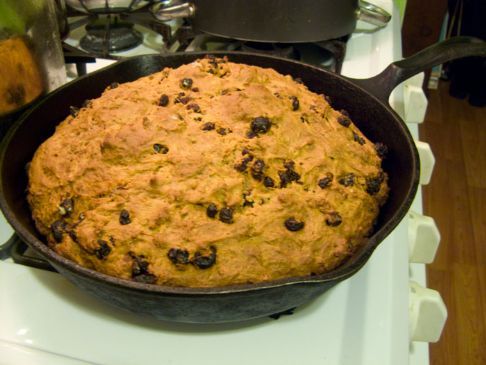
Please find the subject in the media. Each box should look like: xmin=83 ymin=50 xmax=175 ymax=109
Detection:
xmin=0 ymin=51 xmax=419 ymax=296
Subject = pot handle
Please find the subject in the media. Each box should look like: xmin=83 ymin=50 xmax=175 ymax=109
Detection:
xmin=348 ymin=36 xmax=486 ymax=104
xmin=151 ymin=2 xmax=195 ymax=22
xmin=357 ymin=1 xmax=391 ymax=27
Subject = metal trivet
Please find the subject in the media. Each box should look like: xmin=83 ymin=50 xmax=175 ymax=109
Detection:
xmin=182 ymin=33 xmax=350 ymax=74
xmin=3 ymin=237 xmax=299 ymax=320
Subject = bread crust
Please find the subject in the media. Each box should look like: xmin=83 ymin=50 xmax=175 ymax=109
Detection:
xmin=28 ymin=57 xmax=388 ymax=287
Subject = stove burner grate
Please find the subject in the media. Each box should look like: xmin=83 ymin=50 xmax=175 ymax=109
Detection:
xmin=6 ymin=237 xmax=299 ymax=320
xmin=183 ymin=34 xmax=349 ymax=74
xmin=240 ymin=42 xmax=299 ymax=59
xmin=80 ymin=16 xmax=143 ymax=54
xmin=62 ymin=4 xmax=349 ymax=74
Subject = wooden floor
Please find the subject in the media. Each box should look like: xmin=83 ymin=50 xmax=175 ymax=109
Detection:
xmin=419 ymin=82 xmax=486 ymax=365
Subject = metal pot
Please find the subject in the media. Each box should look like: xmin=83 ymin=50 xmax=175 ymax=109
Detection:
xmin=1 ymin=37 xmax=484 ymax=324
xmin=151 ymin=0 xmax=391 ymax=43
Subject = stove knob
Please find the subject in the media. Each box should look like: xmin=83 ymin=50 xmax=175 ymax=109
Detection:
xmin=415 ymin=141 xmax=435 ymax=185
xmin=409 ymin=281 xmax=447 ymax=342
xmin=408 ymin=210 xmax=440 ymax=264
xmin=404 ymin=73 xmax=428 ymax=124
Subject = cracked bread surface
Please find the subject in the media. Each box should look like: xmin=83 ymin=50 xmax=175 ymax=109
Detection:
xmin=28 ymin=57 xmax=388 ymax=287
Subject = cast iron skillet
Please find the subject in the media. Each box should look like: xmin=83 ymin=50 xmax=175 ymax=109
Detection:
xmin=1 ymin=37 xmax=485 ymax=324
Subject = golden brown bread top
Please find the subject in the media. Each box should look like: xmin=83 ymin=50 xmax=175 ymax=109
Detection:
xmin=28 ymin=56 xmax=388 ymax=287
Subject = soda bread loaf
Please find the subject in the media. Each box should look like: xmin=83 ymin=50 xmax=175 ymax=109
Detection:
xmin=27 ymin=56 xmax=388 ymax=287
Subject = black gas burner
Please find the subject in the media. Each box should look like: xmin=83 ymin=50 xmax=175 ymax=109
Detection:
xmin=185 ymin=34 xmax=349 ymax=74
xmin=63 ymin=3 xmax=173 ymax=59
xmin=80 ymin=16 xmax=143 ymax=54
xmin=240 ymin=42 xmax=299 ymax=59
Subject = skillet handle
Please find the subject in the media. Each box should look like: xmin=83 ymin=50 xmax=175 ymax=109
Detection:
xmin=349 ymin=36 xmax=486 ymax=103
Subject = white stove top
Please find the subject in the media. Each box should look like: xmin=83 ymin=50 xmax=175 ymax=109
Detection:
xmin=0 ymin=2 xmax=441 ymax=364
xmin=0 ymin=220 xmax=410 ymax=365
